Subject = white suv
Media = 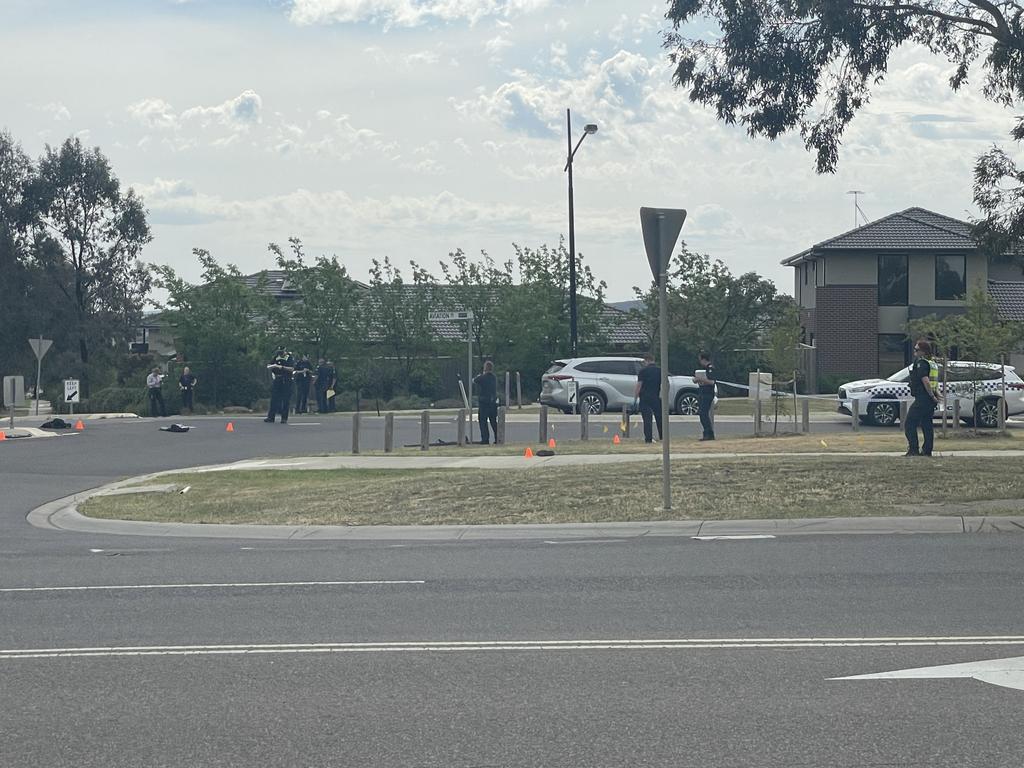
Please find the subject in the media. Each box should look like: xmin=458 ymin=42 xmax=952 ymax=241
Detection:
xmin=540 ymin=357 xmax=712 ymax=415
xmin=838 ymin=361 xmax=1024 ymax=427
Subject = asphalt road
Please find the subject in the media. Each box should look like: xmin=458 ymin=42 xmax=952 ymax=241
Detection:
xmin=2 ymin=417 xmax=1024 ymax=767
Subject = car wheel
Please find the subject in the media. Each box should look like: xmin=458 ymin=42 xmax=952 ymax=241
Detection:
xmin=866 ymin=400 xmax=898 ymax=427
xmin=975 ymin=398 xmax=1005 ymax=429
xmin=675 ymin=392 xmax=700 ymax=416
xmin=579 ymin=391 xmax=606 ymax=415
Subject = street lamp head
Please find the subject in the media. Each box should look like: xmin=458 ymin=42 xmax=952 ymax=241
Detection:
xmin=584 ymin=124 xmax=598 ymax=134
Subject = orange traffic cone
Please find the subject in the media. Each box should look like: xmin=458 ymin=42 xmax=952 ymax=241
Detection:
xmin=226 ymin=421 xmax=235 ymax=433
xmin=0 ymin=431 xmax=6 ymax=441
xmin=74 ymin=419 xmax=85 ymax=431
xmin=613 ymin=434 xmax=621 ymax=445
xmin=548 ymin=438 xmax=556 ymax=448
xmin=524 ymin=447 xmax=534 ymax=458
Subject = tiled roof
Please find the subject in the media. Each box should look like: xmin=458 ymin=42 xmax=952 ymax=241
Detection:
xmin=988 ymin=280 xmax=1024 ymax=322
xmin=240 ymin=270 xmax=301 ymax=297
xmin=783 ymin=207 xmax=982 ymax=264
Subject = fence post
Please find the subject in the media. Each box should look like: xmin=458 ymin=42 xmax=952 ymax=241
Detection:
xmin=753 ymin=398 xmax=761 ymax=437
xmin=497 ymin=406 xmax=506 ymax=444
xmin=420 ymin=410 xmax=429 ymax=451
xmin=457 ymin=408 xmax=466 ymax=446
xmin=899 ymin=400 xmax=909 ymax=427
xmin=953 ymin=398 xmax=961 ymax=433
xmin=539 ymin=405 xmax=548 ymax=444
xmin=851 ymin=398 xmax=859 ymax=432
xmin=384 ymin=413 xmax=394 ymax=453
xmin=622 ymin=404 xmax=631 ymax=438
xmin=516 ymin=372 xmax=522 ymax=409
xmin=580 ymin=407 xmax=589 ymax=441
xmin=801 ymin=398 xmax=810 ymax=433
xmin=351 ymin=412 xmax=360 ymax=454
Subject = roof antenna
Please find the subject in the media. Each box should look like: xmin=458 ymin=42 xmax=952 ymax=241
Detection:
xmin=847 ymin=190 xmax=868 ymax=227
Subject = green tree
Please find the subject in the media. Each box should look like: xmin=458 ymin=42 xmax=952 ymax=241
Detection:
xmin=663 ymin=1 xmax=1024 ymax=242
xmin=154 ymin=250 xmax=278 ymax=407
xmin=634 ymin=244 xmax=789 ymax=381
xmin=26 ymin=137 xmax=151 ymax=394
xmin=269 ymin=237 xmax=362 ymax=361
xmin=438 ymin=249 xmax=514 ymax=370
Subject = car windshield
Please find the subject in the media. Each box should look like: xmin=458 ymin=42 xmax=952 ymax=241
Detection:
xmin=887 ymin=366 xmax=911 ymax=383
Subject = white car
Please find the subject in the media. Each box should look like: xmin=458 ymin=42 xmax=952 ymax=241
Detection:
xmin=540 ymin=356 xmax=715 ymax=415
xmin=838 ymin=361 xmax=1024 ymax=428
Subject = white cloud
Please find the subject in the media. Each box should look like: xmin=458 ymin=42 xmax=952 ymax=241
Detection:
xmin=34 ymin=102 xmax=72 ymax=122
xmin=127 ymin=98 xmax=179 ymax=130
xmin=181 ymin=89 xmax=263 ymax=127
xmin=287 ymin=0 xmax=552 ymax=27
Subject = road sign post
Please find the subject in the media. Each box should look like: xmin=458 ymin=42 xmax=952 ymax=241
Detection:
xmin=640 ymin=207 xmax=687 ymax=513
xmin=429 ymin=311 xmax=475 ymax=443
xmin=28 ymin=337 xmax=53 ymax=416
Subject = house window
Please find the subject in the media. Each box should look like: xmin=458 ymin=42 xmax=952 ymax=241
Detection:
xmin=935 ymin=254 xmax=966 ymax=300
xmin=878 ymin=254 xmax=908 ymax=306
xmin=878 ymin=334 xmax=908 ymax=377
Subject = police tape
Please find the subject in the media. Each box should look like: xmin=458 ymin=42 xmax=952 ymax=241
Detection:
xmin=713 ymin=379 xmax=839 ymax=401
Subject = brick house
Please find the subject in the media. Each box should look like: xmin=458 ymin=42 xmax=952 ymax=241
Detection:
xmin=782 ymin=207 xmax=1024 ymax=383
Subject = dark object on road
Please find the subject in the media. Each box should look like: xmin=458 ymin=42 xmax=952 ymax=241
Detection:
xmin=159 ymin=423 xmax=192 ymax=433
xmin=402 ymin=439 xmax=460 ymax=448
xmin=536 ymin=449 xmax=555 ymax=457
xmin=40 ymin=418 xmax=72 ymax=430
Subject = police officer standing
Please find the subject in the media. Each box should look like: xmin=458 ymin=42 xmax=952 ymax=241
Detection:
xmin=178 ymin=366 xmax=198 ymax=414
xmin=633 ymin=353 xmax=663 ymax=443
xmin=473 ymin=360 xmax=499 ymax=444
xmin=695 ymin=352 xmax=716 ymax=441
xmin=904 ymin=339 xmax=939 ymax=457
xmin=314 ymin=358 xmax=331 ymax=414
xmin=146 ymin=367 xmax=166 ymax=418
xmin=293 ymin=354 xmax=313 ymax=414
xmin=264 ymin=346 xmax=295 ymax=424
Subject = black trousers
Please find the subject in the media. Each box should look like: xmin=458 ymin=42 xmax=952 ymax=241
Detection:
xmin=698 ymin=394 xmax=715 ymax=439
xmin=181 ymin=388 xmax=194 ymax=412
xmin=294 ymin=377 xmax=309 ymax=413
xmin=316 ymin=388 xmax=329 ymax=414
xmin=267 ymin=379 xmax=292 ymax=422
xmin=640 ymin=397 xmax=663 ymax=442
xmin=148 ymin=388 xmax=165 ymax=417
xmin=904 ymin=400 xmax=934 ymax=455
xmin=479 ymin=403 xmax=498 ymax=444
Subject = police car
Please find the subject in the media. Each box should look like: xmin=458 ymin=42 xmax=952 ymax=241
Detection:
xmin=838 ymin=361 xmax=1024 ymax=427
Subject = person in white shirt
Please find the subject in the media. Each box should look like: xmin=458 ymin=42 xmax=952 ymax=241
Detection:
xmin=146 ymin=368 xmax=166 ymax=417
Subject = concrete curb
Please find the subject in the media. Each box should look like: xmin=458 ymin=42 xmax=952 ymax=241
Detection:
xmin=25 ymin=464 xmax=1024 ymax=541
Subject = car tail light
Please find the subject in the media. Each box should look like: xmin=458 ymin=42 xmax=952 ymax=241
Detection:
xmin=547 ymin=375 xmax=574 ymax=381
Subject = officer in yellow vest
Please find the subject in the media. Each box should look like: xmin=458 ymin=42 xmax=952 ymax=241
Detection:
xmin=904 ymin=339 xmax=939 ymax=457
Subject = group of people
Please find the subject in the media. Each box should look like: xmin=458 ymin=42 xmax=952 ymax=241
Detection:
xmin=146 ymin=366 xmax=197 ymax=417
xmin=634 ymin=352 xmax=717 ymax=443
xmin=265 ymin=348 xmax=339 ymax=423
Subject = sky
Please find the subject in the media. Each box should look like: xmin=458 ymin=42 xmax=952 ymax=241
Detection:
xmin=1 ymin=0 xmax=1018 ymax=301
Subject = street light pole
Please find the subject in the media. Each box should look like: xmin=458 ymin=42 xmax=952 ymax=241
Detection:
xmin=564 ymin=109 xmax=598 ymax=357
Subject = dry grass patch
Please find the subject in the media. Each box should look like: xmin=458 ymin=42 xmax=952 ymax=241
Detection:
xmin=82 ymin=455 xmax=1024 ymax=526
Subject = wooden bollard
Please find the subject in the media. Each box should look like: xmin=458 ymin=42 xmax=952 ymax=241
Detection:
xmin=384 ymin=413 xmax=394 ymax=453
xmin=420 ymin=410 xmax=429 ymax=451
xmin=899 ymin=399 xmax=909 ymax=426
xmin=539 ymin=405 xmax=548 ymax=444
xmin=580 ymin=408 xmax=589 ymax=441
xmin=457 ymin=408 xmax=466 ymax=446
xmin=801 ymin=398 xmax=810 ymax=433
xmin=953 ymin=399 xmax=961 ymax=432
xmin=497 ymin=406 xmax=506 ymax=445
xmin=622 ymin=404 xmax=631 ymax=438
xmin=851 ymin=398 xmax=860 ymax=431
xmin=351 ymin=412 xmax=360 ymax=454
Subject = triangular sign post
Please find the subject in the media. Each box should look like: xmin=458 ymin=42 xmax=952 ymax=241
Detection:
xmin=640 ymin=208 xmax=686 ymax=280
xmin=28 ymin=338 xmax=53 ymax=360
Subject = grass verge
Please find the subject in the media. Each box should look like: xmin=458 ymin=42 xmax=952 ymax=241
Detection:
xmin=82 ymin=455 xmax=1024 ymax=526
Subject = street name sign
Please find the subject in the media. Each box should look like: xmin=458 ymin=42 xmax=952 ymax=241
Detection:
xmin=64 ymin=379 xmax=80 ymax=404
xmin=428 ymin=311 xmax=474 ymax=321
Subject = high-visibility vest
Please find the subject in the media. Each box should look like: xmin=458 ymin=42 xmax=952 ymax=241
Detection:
xmin=928 ymin=359 xmax=939 ymax=394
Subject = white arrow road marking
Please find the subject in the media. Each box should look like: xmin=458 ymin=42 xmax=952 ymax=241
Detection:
xmin=7 ymin=636 xmax=1024 ymax=661
xmin=832 ymin=655 xmax=1024 ymax=692
xmin=0 ymin=580 xmax=425 ymax=593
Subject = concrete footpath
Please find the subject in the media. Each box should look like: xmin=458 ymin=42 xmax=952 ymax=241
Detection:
xmin=25 ymin=450 xmax=1024 ymax=542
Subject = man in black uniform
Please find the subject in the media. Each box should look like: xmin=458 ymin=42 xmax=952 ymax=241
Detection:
xmin=904 ymin=339 xmax=938 ymax=456
xmin=633 ymin=353 xmax=663 ymax=443
xmin=326 ymin=360 xmax=338 ymax=412
xmin=695 ymin=352 xmax=716 ymax=441
xmin=292 ymin=354 xmax=313 ymax=414
xmin=474 ymin=360 xmax=499 ymax=444
xmin=314 ymin=358 xmax=331 ymax=414
xmin=264 ymin=346 xmax=295 ymax=424
xmin=178 ymin=366 xmax=198 ymax=414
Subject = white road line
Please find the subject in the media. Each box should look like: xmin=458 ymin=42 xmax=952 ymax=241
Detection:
xmin=5 ymin=635 xmax=1024 ymax=660
xmin=0 ymin=580 xmax=425 ymax=593
xmin=693 ymin=535 xmax=777 ymax=541
xmin=542 ymin=539 xmax=625 ymax=545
